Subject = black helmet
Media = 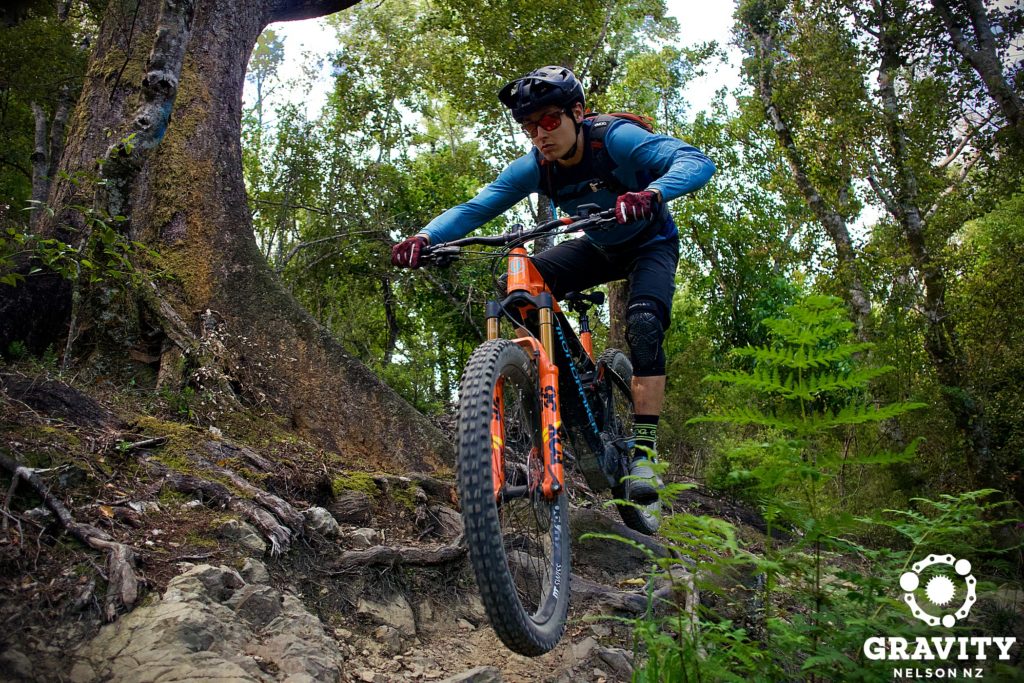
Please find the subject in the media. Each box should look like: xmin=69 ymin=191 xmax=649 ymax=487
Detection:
xmin=498 ymin=66 xmax=586 ymax=122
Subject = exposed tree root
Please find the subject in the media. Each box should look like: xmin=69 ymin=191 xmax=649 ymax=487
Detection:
xmin=197 ymin=441 xmax=303 ymax=530
xmin=0 ymin=449 xmax=138 ymax=621
xmin=327 ymin=542 xmax=466 ymax=571
xmin=150 ymin=465 xmax=296 ymax=555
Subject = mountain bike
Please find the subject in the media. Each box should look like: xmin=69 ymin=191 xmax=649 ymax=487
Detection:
xmin=420 ymin=204 xmax=662 ymax=656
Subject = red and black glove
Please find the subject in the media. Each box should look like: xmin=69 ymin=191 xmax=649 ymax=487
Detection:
xmin=391 ymin=235 xmax=429 ymax=269
xmin=615 ymin=190 xmax=660 ymax=224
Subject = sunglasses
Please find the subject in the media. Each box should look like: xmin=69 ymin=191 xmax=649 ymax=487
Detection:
xmin=520 ymin=112 xmax=564 ymax=138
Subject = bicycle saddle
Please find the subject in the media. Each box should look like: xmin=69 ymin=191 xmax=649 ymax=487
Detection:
xmin=562 ymin=291 xmax=605 ymax=312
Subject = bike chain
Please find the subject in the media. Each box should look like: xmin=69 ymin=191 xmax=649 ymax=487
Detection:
xmin=554 ymin=319 xmax=601 ymax=439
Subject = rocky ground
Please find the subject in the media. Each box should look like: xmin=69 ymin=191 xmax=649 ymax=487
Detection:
xmin=0 ymin=369 xmax=766 ymax=683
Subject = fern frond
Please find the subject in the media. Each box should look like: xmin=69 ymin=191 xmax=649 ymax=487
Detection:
xmin=807 ymin=402 xmax=927 ymax=430
xmin=705 ymin=368 xmax=799 ymax=397
xmin=734 ymin=342 xmax=876 ymax=369
xmin=793 ymin=366 xmax=895 ymax=399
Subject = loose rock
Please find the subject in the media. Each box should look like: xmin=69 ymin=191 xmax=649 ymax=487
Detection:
xmin=69 ymin=564 xmax=342 ymax=682
xmin=303 ymin=506 xmax=340 ymax=538
xmin=439 ymin=666 xmax=503 ymax=683
xmin=356 ymin=592 xmax=416 ymax=637
xmin=241 ymin=557 xmax=270 ymax=584
xmin=218 ymin=519 xmax=267 ymax=555
xmin=350 ymin=527 xmax=381 ymax=548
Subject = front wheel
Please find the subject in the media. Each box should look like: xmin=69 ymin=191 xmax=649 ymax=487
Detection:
xmin=597 ymin=349 xmax=661 ymax=536
xmin=456 ymin=339 xmax=570 ymax=656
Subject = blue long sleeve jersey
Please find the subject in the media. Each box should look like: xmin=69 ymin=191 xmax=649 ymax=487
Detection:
xmin=420 ymin=118 xmax=716 ymax=248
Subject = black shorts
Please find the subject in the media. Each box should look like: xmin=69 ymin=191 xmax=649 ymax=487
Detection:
xmin=531 ymin=235 xmax=680 ymax=326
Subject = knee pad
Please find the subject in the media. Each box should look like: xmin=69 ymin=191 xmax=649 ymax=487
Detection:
xmin=626 ymin=300 xmax=666 ymax=376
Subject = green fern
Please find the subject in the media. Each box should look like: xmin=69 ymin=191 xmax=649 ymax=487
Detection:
xmin=693 ymin=295 xmax=924 ymax=445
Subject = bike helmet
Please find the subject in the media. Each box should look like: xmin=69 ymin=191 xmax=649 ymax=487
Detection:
xmin=498 ymin=66 xmax=586 ymax=122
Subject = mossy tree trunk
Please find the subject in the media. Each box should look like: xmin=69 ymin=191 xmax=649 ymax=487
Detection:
xmin=34 ymin=0 xmax=454 ymax=472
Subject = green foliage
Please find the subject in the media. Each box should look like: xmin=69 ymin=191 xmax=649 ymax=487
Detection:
xmin=160 ymin=385 xmax=197 ymax=421
xmin=622 ymin=297 xmax=1017 ymax=681
xmin=2 ymin=170 xmax=160 ymax=293
xmin=0 ymin=225 xmax=31 ymax=286
xmin=0 ymin=2 xmax=94 ymax=212
xmin=949 ymin=186 xmax=1024 ymax=486
xmin=693 ymin=295 xmax=924 ymax=507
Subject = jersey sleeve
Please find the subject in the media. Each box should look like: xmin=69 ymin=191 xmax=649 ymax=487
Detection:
xmin=604 ymin=121 xmax=716 ymax=201
xmin=421 ymin=154 xmax=540 ymax=244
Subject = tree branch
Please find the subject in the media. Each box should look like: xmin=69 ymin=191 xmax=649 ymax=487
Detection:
xmin=47 ymin=85 xmax=72 ymax=184
xmin=745 ymin=19 xmax=872 ymax=333
xmin=937 ymin=109 xmax=993 ymax=169
xmin=867 ymin=173 xmax=900 ymax=219
xmin=327 ymin=542 xmax=466 ymax=571
xmin=420 ymin=270 xmax=484 ymax=341
xmin=932 ymin=0 xmax=1023 ymax=133
xmin=925 ymin=146 xmax=985 ymax=220
xmin=30 ymin=102 xmax=49 ymax=225
xmin=268 ymin=0 xmax=362 ymax=23
xmin=578 ymin=2 xmax=615 ymax=83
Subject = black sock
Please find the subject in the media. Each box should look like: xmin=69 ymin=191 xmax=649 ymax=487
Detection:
xmin=633 ymin=414 xmax=659 ymax=459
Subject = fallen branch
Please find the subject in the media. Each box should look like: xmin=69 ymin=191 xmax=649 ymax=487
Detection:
xmin=0 ymin=449 xmax=138 ymax=621
xmin=120 ymin=436 xmax=169 ymax=451
xmin=570 ymin=574 xmax=647 ymax=615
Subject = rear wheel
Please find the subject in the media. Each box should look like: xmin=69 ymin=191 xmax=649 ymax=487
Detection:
xmin=597 ymin=349 xmax=661 ymax=536
xmin=457 ymin=339 xmax=570 ymax=656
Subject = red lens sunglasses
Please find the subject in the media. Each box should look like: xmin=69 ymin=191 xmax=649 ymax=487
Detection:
xmin=521 ymin=112 xmax=564 ymax=138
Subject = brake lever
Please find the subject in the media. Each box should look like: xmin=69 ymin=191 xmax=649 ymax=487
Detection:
xmin=421 ymin=245 xmax=461 ymax=268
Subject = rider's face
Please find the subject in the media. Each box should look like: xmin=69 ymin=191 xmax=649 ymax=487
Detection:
xmin=522 ymin=103 xmax=584 ymax=163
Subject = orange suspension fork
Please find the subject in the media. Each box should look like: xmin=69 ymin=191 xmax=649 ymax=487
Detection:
xmin=512 ymin=332 xmax=564 ymax=500
xmin=490 ymin=377 xmax=506 ymax=499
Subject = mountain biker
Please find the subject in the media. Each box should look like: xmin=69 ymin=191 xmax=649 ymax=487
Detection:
xmin=391 ymin=65 xmax=716 ymax=503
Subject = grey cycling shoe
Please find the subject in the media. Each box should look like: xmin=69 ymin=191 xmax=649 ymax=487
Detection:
xmin=626 ymin=456 xmax=660 ymax=505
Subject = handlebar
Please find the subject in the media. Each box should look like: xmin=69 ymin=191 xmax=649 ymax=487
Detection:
xmin=419 ymin=205 xmax=617 ymax=266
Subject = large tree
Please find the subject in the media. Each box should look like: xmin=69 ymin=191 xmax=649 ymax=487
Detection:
xmin=11 ymin=0 xmax=452 ymax=471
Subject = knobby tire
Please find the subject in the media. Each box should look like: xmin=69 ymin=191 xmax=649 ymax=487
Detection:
xmin=457 ymin=339 xmax=570 ymax=656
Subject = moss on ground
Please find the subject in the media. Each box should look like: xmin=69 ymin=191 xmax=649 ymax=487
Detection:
xmin=390 ymin=482 xmax=421 ymax=512
xmin=331 ymin=471 xmax=380 ymax=499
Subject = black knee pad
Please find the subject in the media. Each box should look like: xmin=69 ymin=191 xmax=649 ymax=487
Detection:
xmin=626 ymin=300 xmax=666 ymax=376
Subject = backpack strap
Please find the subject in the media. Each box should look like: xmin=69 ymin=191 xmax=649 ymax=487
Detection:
xmin=586 ymin=113 xmax=655 ymax=196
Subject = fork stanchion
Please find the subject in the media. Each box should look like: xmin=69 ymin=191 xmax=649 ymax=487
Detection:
xmin=486 ymin=300 xmax=501 ymax=340
xmin=537 ymin=292 xmax=555 ymax=361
